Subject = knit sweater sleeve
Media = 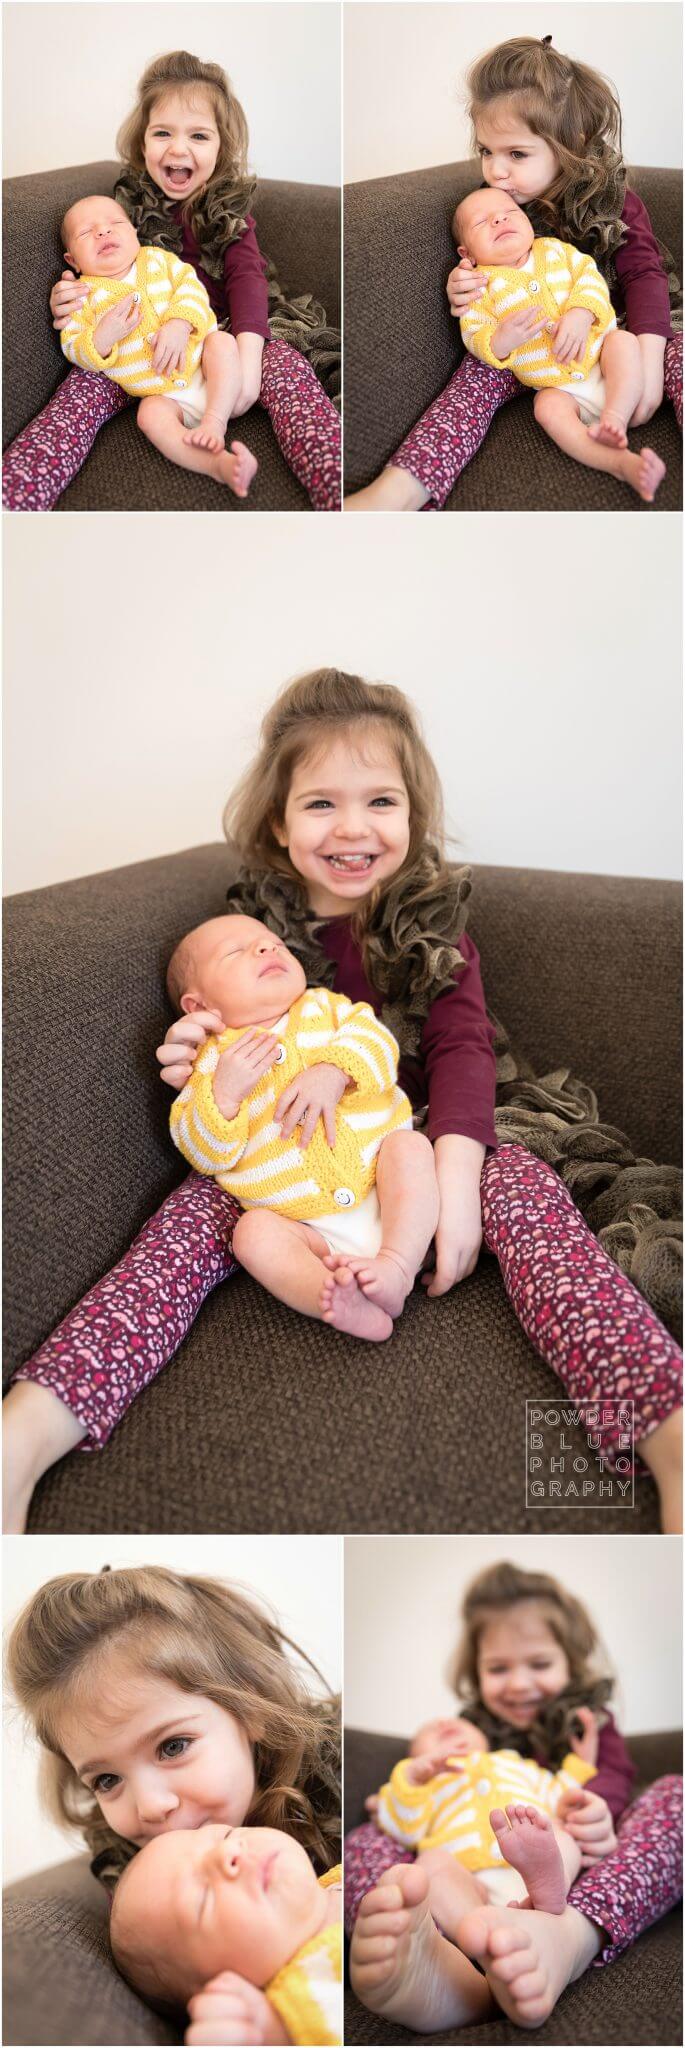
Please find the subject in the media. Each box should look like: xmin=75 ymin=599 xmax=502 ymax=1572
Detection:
xmin=563 ymin=245 xmax=615 ymax=331
xmin=60 ymin=294 xmax=118 ymax=374
xmin=459 ymin=292 xmax=506 ymax=370
xmin=376 ymin=1760 xmax=434 ymax=1847
xmin=169 ymin=1042 xmax=250 ymax=1177
xmin=551 ymin=1752 xmax=597 ymax=1800
xmin=316 ymin=995 xmax=400 ymax=1093
xmin=419 ymin=934 xmax=497 ymax=1147
xmin=163 ymin=253 xmax=217 ymax=339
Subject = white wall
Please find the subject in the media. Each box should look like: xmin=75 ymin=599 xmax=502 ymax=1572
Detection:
xmin=3 ymin=513 xmax=681 ymax=896
xmin=4 ymin=1533 xmax=341 ymax=1885
xmin=3 ymin=2 xmax=340 ymax=186
xmin=344 ymin=3 xmax=682 ymax=182
xmin=344 ymin=1534 xmax=682 ymax=1739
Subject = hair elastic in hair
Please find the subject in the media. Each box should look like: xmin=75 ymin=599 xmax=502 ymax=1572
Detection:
xmin=541 ymin=34 xmax=553 ymax=45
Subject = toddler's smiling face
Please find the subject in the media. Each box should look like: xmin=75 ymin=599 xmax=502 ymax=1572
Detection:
xmin=57 ymin=1658 xmax=256 ymax=1847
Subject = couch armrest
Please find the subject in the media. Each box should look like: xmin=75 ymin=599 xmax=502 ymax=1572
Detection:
xmin=3 ymin=1854 xmax=181 ymax=2045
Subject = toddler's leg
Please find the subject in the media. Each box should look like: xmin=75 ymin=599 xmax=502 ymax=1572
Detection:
xmin=233 ymin=1210 xmax=394 ymax=1342
xmin=345 ymin=357 xmax=522 ymax=510
xmin=419 ymin=1845 xmax=490 ymax=1939
xmin=2 ymin=369 xmax=129 ymax=511
xmin=136 ymin=395 xmax=257 ymax=497
xmin=664 ymin=333 xmax=683 ymax=430
xmin=489 ymin=1806 xmax=581 ymax=1913
xmin=350 ymin=1862 xmax=493 ymax=2033
xmin=325 ymin=1130 xmax=438 ymax=1320
xmin=259 ymin=338 xmax=341 ymax=510
xmin=589 ymin=330 xmax=644 ymax=447
xmin=569 ymin=1774 xmax=683 ymax=1965
xmin=481 ymin=1145 xmax=683 ymax=1530
xmin=185 ymin=331 xmax=242 ymax=452
xmin=533 ymin=387 xmax=666 ymax=502
xmin=5 ymin=1174 xmax=241 ymax=1530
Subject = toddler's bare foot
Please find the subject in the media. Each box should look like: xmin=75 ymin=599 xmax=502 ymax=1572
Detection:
xmin=490 ymin=1806 xmax=567 ymax=1914
xmin=344 ymin=467 xmax=430 ymax=512
xmin=323 ymin=1248 xmax=412 ymax=1319
xmin=457 ymin=1902 xmax=595 ymax=2029
xmin=320 ymin=1262 xmax=393 ymax=1342
xmin=350 ymin=1863 xmax=492 ymax=2032
xmin=183 ymin=410 xmax=228 ymax=454
xmin=619 ymin=446 xmax=666 ymax=502
xmin=588 ymin=407 xmax=628 ymax=448
xmin=215 ymin=440 xmax=258 ymax=498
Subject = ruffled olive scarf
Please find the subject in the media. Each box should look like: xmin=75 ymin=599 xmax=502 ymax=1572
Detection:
xmin=114 ymin=168 xmax=341 ymax=406
xmin=528 ymin=189 xmax=683 ymax=334
xmin=457 ymin=1678 xmax=616 ymax=1774
xmin=225 ymin=859 xmax=682 ymax=1339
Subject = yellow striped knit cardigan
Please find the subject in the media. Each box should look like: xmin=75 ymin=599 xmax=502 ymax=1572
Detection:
xmin=376 ymin=1750 xmax=596 ymax=1870
xmin=267 ymin=1869 xmax=342 ymax=2047
xmin=170 ymin=989 xmax=413 ymax=1221
xmin=60 ymin=247 xmax=216 ymax=397
xmin=460 ymin=236 xmax=616 ymax=388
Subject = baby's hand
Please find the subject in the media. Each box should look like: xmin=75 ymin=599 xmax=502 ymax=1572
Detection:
xmin=549 ymin=306 xmax=594 ymax=365
xmin=446 ymin=257 xmax=487 ymax=316
xmin=405 ymin=1753 xmax=465 ymax=1785
xmin=492 ymin=304 xmax=551 ymax=359
xmin=50 ymin=270 xmax=90 ymax=329
xmin=152 ymin=317 xmax=192 ymax=375
xmin=93 ymin=292 xmax=141 ymax=358
xmin=275 ymin=1062 xmax=348 ymax=1149
xmin=186 ymin=1973 xmax=288 ymax=2046
xmin=156 ymin=1011 xmax=225 ymax=1090
xmin=213 ymin=1030 xmax=282 ymax=1119
xmin=568 ymin=1705 xmax=600 ymax=1766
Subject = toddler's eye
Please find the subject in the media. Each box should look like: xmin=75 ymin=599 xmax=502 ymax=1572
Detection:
xmin=159 ymin=1736 xmax=192 ymax=1760
xmin=305 ymin=798 xmax=333 ymax=810
xmin=93 ymin=1772 xmax=120 ymax=1795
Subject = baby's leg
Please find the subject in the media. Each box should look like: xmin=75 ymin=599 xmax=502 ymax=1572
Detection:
xmin=489 ymin=1806 xmax=581 ymax=1915
xmin=185 ymin=331 xmax=242 ymax=452
xmin=589 ymin=330 xmax=644 ymax=447
xmin=2 ymin=1381 xmax=85 ymax=1533
xmin=350 ymin=1862 xmax=493 ymax=2033
xmin=232 ymin=1210 xmax=394 ymax=1341
xmin=136 ymin=396 xmax=257 ymax=497
xmin=533 ymin=387 xmax=666 ymax=502
xmin=323 ymin=1129 xmax=439 ymax=1320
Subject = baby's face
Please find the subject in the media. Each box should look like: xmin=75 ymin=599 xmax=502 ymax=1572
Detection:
xmin=112 ymin=1824 xmax=323 ymax=2005
xmin=455 ymin=189 xmax=534 ymax=267
xmin=63 ymin=198 xmax=140 ymax=278
xmin=177 ymin=915 xmax=307 ymax=1028
xmin=411 ymin=1716 xmax=487 ymax=1762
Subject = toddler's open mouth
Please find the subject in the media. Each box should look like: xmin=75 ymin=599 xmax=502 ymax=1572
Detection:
xmin=162 ymin=165 xmax=194 ymax=190
xmin=323 ymin=853 xmax=377 ymax=875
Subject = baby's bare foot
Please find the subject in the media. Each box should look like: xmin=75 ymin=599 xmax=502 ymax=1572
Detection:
xmin=490 ymin=1806 xmax=567 ymax=1913
xmin=183 ymin=409 xmax=229 ymax=453
xmin=323 ymin=1249 xmax=412 ymax=1319
xmin=588 ymin=407 xmax=628 ymax=448
xmin=457 ymin=1902 xmax=591 ymax=2028
xmin=350 ymin=1863 xmax=492 ymax=2032
xmin=320 ymin=1262 xmax=392 ymax=1342
xmin=620 ymin=447 xmax=666 ymax=503
xmin=216 ymin=440 xmax=258 ymax=498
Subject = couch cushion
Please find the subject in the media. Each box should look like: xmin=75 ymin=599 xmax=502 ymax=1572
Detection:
xmin=3 ymin=1854 xmax=181 ymax=2045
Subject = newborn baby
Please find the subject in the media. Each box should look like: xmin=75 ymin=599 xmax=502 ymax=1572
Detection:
xmin=453 ymin=187 xmax=665 ymax=503
xmin=165 ymin=914 xmax=439 ymax=1341
xmin=110 ymin=1823 xmax=342 ymax=2045
xmin=59 ymin=197 xmax=257 ymax=496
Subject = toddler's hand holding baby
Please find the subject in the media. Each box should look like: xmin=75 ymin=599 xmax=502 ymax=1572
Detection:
xmin=275 ymin=1064 xmax=348 ymax=1149
xmin=446 ymin=257 xmax=487 ymax=316
xmin=152 ymin=318 xmax=192 ymax=375
xmin=186 ymin=1971 xmax=289 ymax=2047
xmin=549 ymin=306 xmax=594 ymax=365
xmin=93 ymin=292 xmax=141 ymax=358
xmin=156 ymin=1011 xmax=226 ymax=1089
xmin=556 ymin=1786 xmax=617 ymax=1865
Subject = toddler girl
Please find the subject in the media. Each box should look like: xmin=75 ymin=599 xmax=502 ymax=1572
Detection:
xmin=346 ymin=34 xmax=681 ymax=509
xmin=4 ymin=49 xmax=340 ymax=511
xmin=110 ymin=1824 xmax=341 ymax=2044
xmin=4 ymin=670 xmax=682 ymax=1533
xmin=347 ymin=1559 xmax=680 ymax=2033
xmin=59 ymin=197 xmax=257 ymax=496
xmin=167 ymin=911 xmax=437 ymax=1340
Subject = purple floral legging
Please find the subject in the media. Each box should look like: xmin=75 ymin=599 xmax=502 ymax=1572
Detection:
xmin=2 ymin=337 xmax=341 ymax=512
xmin=344 ymin=1774 xmax=683 ymax=1969
xmin=12 ymin=1145 xmax=682 ymax=1458
xmin=391 ymin=334 xmax=683 ymax=507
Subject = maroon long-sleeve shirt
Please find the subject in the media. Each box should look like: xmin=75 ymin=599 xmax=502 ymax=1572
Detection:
xmin=319 ymin=918 xmax=498 ymax=1151
xmin=179 ymin=212 xmax=270 ymax=339
xmin=614 ymin=188 xmax=673 ymax=339
xmin=586 ymin=1714 xmax=636 ymax=1822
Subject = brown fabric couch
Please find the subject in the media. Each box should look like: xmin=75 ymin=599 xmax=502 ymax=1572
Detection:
xmin=2 ymin=160 xmax=340 ymax=510
xmin=3 ymin=845 xmax=681 ymax=1535
xmin=344 ymin=1727 xmax=683 ymax=2047
xmin=344 ymin=161 xmax=682 ymax=508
